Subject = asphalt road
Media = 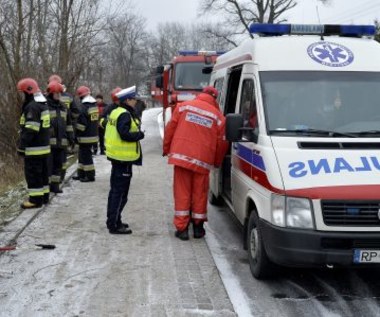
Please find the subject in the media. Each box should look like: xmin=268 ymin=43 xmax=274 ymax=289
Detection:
xmin=206 ymin=202 xmax=380 ymax=317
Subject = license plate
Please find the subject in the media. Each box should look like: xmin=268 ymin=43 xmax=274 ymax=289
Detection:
xmin=353 ymin=249 xmax=380 ymax=263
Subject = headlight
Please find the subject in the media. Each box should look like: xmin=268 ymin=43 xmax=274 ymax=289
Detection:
xmin=271 ymin=194 xmax=314 ymax=229
xmin=286 ymin=197 xmax=314 ymax=229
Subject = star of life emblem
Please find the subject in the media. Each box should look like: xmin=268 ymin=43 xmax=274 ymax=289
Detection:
xmin=307 ymin=41 xmax=354 ymax=67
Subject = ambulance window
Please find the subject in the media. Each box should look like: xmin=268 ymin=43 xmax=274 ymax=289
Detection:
xmin=239 ymin=79 xmax=257 ymax=140
xmin=224 ymin=67 xmax=242 ymax=115
xmin=214 ymin=78 xmax=225 ymax=111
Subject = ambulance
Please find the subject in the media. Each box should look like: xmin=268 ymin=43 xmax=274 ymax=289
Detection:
xmin=208 ymin=24 xmax=380 ymax=279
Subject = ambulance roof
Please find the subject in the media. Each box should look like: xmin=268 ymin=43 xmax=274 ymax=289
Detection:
xmin=215 ymin=34 xmax=380 ymax=72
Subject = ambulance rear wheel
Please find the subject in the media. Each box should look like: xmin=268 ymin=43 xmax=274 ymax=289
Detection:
xmin=247 ymin=210 xmax=273 ymax=279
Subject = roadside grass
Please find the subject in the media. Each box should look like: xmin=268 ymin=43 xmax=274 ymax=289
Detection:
xmin=0 ymin=153 xmax=77 ymax=229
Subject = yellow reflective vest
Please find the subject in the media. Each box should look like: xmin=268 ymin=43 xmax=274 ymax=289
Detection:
xmin=105 ymin=107 xmax=140 ymax=162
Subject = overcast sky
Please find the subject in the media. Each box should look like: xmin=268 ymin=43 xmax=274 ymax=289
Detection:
xmin=132 ymin=0 xmax=380 ymax=32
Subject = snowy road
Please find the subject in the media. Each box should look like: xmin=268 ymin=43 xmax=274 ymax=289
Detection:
xmin=1 ymin=108 xmax=380 ymax=317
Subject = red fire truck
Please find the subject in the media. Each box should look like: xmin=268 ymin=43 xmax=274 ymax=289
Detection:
xmin=153 ymin=50 xmax=225 ymax=125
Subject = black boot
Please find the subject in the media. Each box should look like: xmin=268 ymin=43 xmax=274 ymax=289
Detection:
xmin=175 ymin=228 xmax=189 ymax=241
xmin=109 ymin=226 xmax=132 ymax=234
xmin=80 ymin=177 xmax=95 ymax=182
xmin=193 ymin=222 xmax=206 ymax=239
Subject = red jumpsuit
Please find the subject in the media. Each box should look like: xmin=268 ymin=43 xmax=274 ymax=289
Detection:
xmin=163 ymin=93 xmax=228 ymax=231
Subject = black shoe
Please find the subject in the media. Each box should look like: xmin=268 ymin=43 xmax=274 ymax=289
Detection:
xmin=80 ymin=177 xmax=95 ymax=182
xmin=193 ymin=222 xmax=206 ymax=239
xmin=109 ymin=227 xmax=132 ymax=234
xmin=72 ymin=175 xmax=81 ymax=181
xmin=175 ymin=228 xmax=189 ymax=241
xmin=117 ymin=222 xmax=129 ymax=229
xmin=52 ymin=189 xmax=63 ymax=194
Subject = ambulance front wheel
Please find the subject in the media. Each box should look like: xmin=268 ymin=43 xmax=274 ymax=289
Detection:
xmin=247 ymin=210 xmax=274 ymax=279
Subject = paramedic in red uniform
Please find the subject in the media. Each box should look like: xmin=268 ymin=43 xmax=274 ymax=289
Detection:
xmin=163 ymin=86 xmax=228 ymax=240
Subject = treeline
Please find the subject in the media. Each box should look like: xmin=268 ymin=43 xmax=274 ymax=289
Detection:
xmin=0 ymin=0 xmax=230 ymax=189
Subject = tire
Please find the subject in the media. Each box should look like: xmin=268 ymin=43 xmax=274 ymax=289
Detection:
xmin=208 ymin=191 xmax=223 ymax=206
xmin=247 ymin=210 xmax=274 ymax=279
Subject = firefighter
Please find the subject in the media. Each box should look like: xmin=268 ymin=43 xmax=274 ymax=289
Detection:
xmin=46 ymin=81 xmax=74 ymax=193
xmin=105 ymin=85 xmax=145 ymax=234
xmin=163 ymin=86 xmax=228 ymax=240
xmin=93 ymin=94 xmax=107 ymax=155
xmin=17 ymin=78 xmax=51 ymax=208
xmin=48 ymin=74 xmax=79 ymax=181
xmin=72 ymin=86 xmax=99 ymax=182
xmin=99 ymin=87 xmax=122 ymax=130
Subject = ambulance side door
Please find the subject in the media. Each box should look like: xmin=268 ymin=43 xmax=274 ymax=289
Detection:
xmin=231 ymin=71 xmax=259 ymax=224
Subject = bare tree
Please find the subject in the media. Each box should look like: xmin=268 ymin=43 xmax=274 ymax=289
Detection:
xmin=199 ymin=0 xmax=297 ymax=42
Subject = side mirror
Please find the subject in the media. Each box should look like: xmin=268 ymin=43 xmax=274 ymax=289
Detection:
xmin=226 ymin=113 xmax=244 ymax=142
xmin=155 ymin=75 xmax=163 ymax=89
xmin=156 ymin=66 xmax=164 ymax=74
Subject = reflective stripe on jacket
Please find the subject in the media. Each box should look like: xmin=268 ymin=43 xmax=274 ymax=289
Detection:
xmin=163 ymin=93 xmax=228 ymax=174
xmin=105 ymin=107 xmax=140 ymax=162
xmin=76 ymin=98 xmax=99 ymax=145
xmin=19 ymin=100 xmax=51 ymax=157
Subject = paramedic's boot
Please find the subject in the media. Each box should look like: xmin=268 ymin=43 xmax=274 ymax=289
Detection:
xmin=20 ymin=201 xmax=42 ymax=209
xmin=175 ymin=227 xmax=189 ymax=241
xmin=193 ymin=222 xmax=206 ymax=239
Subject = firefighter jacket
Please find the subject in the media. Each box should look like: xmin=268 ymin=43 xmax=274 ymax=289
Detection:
xmin=60 ymin=92 xmax=80 ymax=121
xmin=163 ymin=93 xmax=228 ymax=174
xmin=47 ymin=96 xmax=74 ymax=149
xmin=75 ymin=96 xmax=99 ymax=145
xmin=105 ymin=105 xmax=144 ymax=165
xmin=18 ymin=93 xmax=51 ymax=157
xmin=99 ymin=103 xmax=118 ymax=129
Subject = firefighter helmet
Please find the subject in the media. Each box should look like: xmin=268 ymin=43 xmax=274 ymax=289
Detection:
xmin=17 ymin=78 xmax=40 ymax=95
xmin=48 ymin=74 xmax=62 ymax=84
xmin=111 ymin=87 xmax=122 ymax=102
xmin=76 ymin=86 xmax=91 ymax=98
xmin=202 ymin=86 xmax=218 ymax=99
xmin=47 ymin=81 xmax=64 ymax=94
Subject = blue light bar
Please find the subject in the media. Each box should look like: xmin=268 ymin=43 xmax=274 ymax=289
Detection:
xmin=340 ymin=25 xmax=376 ymax=36
xmin=249 ymin=23 xmax=376 ymax=37
xmin=178 ymin=50 xmax=226 ymax=56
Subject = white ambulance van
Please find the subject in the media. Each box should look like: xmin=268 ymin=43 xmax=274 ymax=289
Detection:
xmin=209 ymin=24 xmax=380 ymax=279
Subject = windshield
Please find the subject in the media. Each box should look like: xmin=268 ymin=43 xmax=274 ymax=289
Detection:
xmin=174 ymin=62 xmax=211 ymax=90
xmin=261 ymin=71 xmax=380 ymax=137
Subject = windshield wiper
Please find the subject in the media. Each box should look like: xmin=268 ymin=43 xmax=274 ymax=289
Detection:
xmin=352 ymin=130 xmax=380 ymax=137
xmin=269 ymin=128 xmax=357 ymax=138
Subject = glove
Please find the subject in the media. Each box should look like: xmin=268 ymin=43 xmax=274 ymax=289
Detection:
xmin=139 ymin=131 xmax=145 ymax=140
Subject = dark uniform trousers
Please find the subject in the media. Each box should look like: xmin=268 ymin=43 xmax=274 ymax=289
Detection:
xmin=25 ymin=156 xmax=49 ymax=205
xmin=48 ymin=148 xmax=64 ymax=192
xmin=78 ymin=144 xmax=95 ymax=180
xmin=106 ymin=162 xmax=132 ymax=230
xmin=61 ymin=152 xmax=68 ymax=181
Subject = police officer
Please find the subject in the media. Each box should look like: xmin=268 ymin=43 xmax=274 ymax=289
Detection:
xmin=46 ymin=81 xmax=74 ymax=193
xmin=72 ymin=86 xmax=98 ymax=182
xmin=105 ymin=86 xmax=145 ymax=234
xmin=17 ymin=78 xmax=51 ymax=208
